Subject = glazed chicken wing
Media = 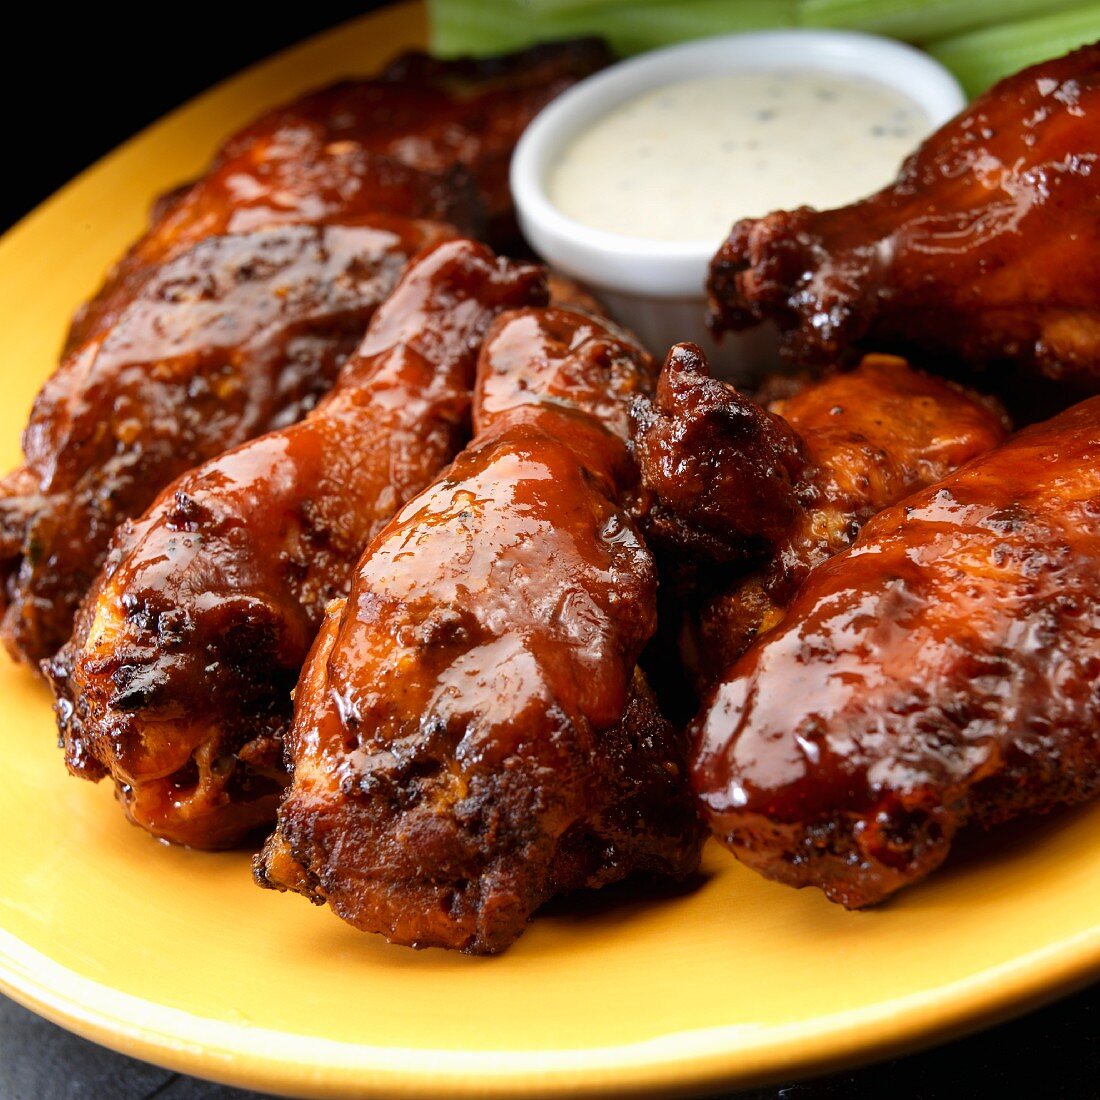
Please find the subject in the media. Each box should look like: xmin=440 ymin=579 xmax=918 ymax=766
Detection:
xmin=256 ymin=307 xmax=703 ymax=953
xmin=693 ymin=396 xmax=1100 ymax=907
xmin=47 ymin=240 xmax=545 ymax=849
xmin=72 ymin=39 xmax=609 ymax=349
xmin=633 ymin=348 xmax=1007 ymax=687
xmin=709 ymin=44 xmax=1100 ymax=391
xmin=0 ymin=40 xmax=607 ymax=668
xmin=0 ymin=217 xmax=450 ymax=666
xmin=215 ymin=41 xmax=610 ymax=248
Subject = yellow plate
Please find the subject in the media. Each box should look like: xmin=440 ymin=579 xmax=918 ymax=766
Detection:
xmin=2 ymin=4 xmax=1099 ymax=1097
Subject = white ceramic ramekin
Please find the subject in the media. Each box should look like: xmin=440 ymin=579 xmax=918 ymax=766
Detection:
xmin=511 ymin=30 xmax=966 ymax=381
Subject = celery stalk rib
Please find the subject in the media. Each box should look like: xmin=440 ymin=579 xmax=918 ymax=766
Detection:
xmin=927 ymin=4 xmax=1100 ymax=96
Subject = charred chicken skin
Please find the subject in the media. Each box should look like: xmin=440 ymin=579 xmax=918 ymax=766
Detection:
xmin=47 ymin=240 xmax=545 ymax=849
xmin=708 ymin=44 xmax=1100 ymax=390
xmin=0 ymin=218 xmax=451 ymax=667
xmin=693 ymin=396 xmax=1100 ymax=907
xmin=70 ymin=38 xmax=609 ymax=349
xmin=633 ymin=348 xmax=1008 ymax=688
xmin=256 ymin=307 xmax=703 ymax=953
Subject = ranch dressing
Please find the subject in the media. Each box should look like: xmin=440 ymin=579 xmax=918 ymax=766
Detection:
xmin=547 ymin=70 xmax=931 ymax=243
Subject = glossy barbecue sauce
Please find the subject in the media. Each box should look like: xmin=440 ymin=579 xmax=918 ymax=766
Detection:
xmin=549 ymin=70 xmax=931 ymax=242
xmin=692 ymin=396 xmax=1100 ymax=908
xmin=706 ymin=44 xmax=1100 ymax=385
xmin=49 ymin=240 xmax=548 ymax=850
xmin=258 ymin=307 xmax=703 ymax=954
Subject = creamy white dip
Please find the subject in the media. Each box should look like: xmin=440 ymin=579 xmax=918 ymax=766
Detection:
xmin=547 ymin=70 xmax=932 ymax=243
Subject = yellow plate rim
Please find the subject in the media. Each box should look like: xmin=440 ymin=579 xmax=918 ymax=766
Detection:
xmin=3 ymin=4 xmax=1100 ymax=1097
xmin=1 ymin=920 xmax=1098 ymax=1097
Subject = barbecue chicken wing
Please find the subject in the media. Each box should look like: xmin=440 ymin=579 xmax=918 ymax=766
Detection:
xmin=708 ymin=44 xmax=1100 ymax=391
xmin=0 ymin=218 xmax=450 ymax=666
xmin=256 ymin=307 xmax=703 ymax=953
xmin=47 ymin=240 xmax=545 ymax=849
xmin=633 ymin=348 xmax=1008 ymax=688
xmin=0 ymin=40 xmax=606 ymax=668
xmin=693 ymin=396 xmax=1100 ymax=907
xmin=71 ymin=39 xmax=609 ymax=349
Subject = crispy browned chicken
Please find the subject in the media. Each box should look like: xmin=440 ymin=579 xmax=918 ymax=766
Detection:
xmin=1 ymin=41 xmax=606 ymax=668
xmin=212 ymin=42 xmax=610 ymax=247
xmin=71 ymin=39 xmax=610 ymax=350
xmin=256 ymin=307 xmax=703 ymax=953
xmin=633 ymin=348 xmax=1008 ymax=688
xmin=708 ymin=44 xmax=1100 ymax=391
xmin=47 ymin=240 xmax=545 ymax=849
xmin=0 ymin=218 xmax=451 ymax=667
xmin=692 ymin=395 xmax=1100 ymax=907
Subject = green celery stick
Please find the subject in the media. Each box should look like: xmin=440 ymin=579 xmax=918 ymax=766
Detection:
xmin=799 ymin=0 xmax=1093 ymax=42
xmin=603 ymin=0 xmax=797 ymax=54
xmin=927 ymin=5 xmax=1100 ymax=96
xmin=429 ymin=0 xmax=552 ymax=58
xmin=428 ymin=0 xmax=796 ymax=58
xmin=521 ymin=0 xmax=686 ymax=11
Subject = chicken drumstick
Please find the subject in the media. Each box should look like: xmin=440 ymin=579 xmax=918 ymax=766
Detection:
xmin=49 ymin=239 xmax=545 ymax=849
xmin=256 ymin=307 xmax=703 ymax=953
xmin=693 ymin=396 xmax=1100 ymax=907
xmin=709 ymin=44 xmax=1100 ymax=391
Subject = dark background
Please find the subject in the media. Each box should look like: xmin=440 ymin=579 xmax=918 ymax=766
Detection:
xmin=1 ymin=5 xmax=371 ymax=233
xmin=0 ymin=4 xmax=1096 ymax=1097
